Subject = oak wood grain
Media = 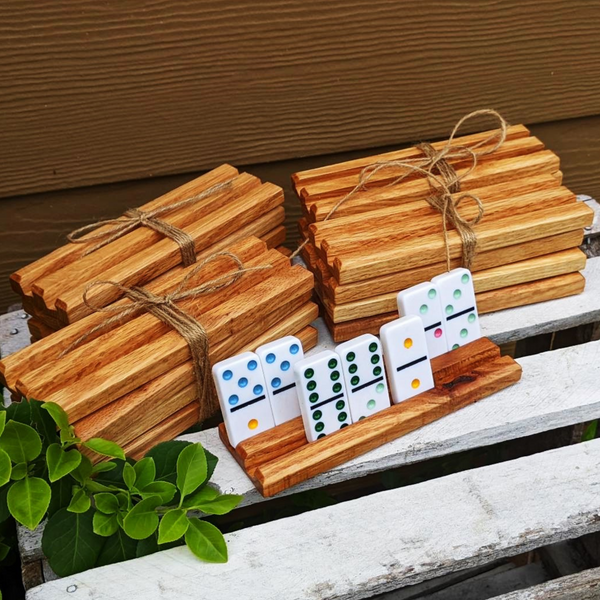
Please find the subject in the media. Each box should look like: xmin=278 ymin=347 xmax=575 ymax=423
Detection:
xmin=253 ymin=354 xmax=521 ymax=496
xmin=323 ymin=272 xmax=587 ymax=342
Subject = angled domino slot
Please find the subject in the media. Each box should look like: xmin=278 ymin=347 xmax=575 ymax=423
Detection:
xmin=432 ymin=268 xmax=481 ymax=350
xmin=336 ymin=334 xmax=390 ymax=421
xmin=397 ymin=281 xmax=448 ymax=358
xmin=213 ymin=351 xmax=275 ymax=448
xmin=380 ymin=315 xmax=434 ymax=404
xmin=293 ymin=350 xmax=352 ymax=442
xmin=256 ymin=335 xmax=304 ymax=425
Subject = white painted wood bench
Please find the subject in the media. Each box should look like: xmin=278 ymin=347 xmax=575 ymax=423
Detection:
xmin=25 ymin=438 xmax=600 ymax=600
xmin=4 ymin=195 xmax=600 ymax=598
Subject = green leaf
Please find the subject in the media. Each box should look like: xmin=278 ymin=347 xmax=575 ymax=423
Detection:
xmin=116 ymin=493 xmax=129 ymax=511
xmin=133 ymin=457 xmax=155 ymax=490
xmin=176 ymin=444 xmax=207 ymax=500
xmin=0 ymin=421 xmax=42 ymax=463
xmin=189 ymin=493 xmax=243 ymax=516
xmin=122 ymin=497 xmax=162 ymax=540
xmin=0 ymin=541 xmax=10 ymax=562
xmin=71 ymin=454 xmax=93 ymax=486
xmin=59 ymin=427 xmax=78 ymax=446
xmin=92 ymin=461 xmax=116 ymax=474
xmin=48 ymin=478 xmax=72 ymax=518
xmin=0 ymin=487 xmax=10 ymax=523
xmin=205 ymin=448 xmax=218 ymax=483
xmin=6 ymin=401 xmax=31 ymax=425
xmin=158 ymin=509 xmax=189 ymax=545
xmin=84 ymin=480 xmax=116 ymax=494
xmin=136 ymin=534 xmax=184 ymax=558
xmin=181 ymin=485 xmax=218 ymax=508
xmin=10 ymin=462 xmax=27 ymax=481
xmin=42 ymin=508 xmax=103 ymax=577
xmin=94 ymin=493 xmax=119 ymax=515
xmin=123 ymin=463 xmax=136 ymax=490
xmin=139 ymin=481 xmax=177 ymax=504
xmin=93 ymin=510 xmax=119 ymax=537
xmin=7 ymin=477 xmax=51 ymax=530
xmin=68 ymin=487 xmax=91 ymax=514
xmin=0 ymin=412 xmax=5 ymax=438
xmin=29 ymin=400 xmax=59 ymax=448
xmin=96 ymin=528 xmax=138 ymax=568
xmin=46 ymin=444 xmax=82 ymax=482
xmin=0 ymin=449 xmax=11 ymax=486
xmin=41 ymin=402 xmax=70 ymax=431
xmin=145 ymin=441 xmax=191 ymax=484
xmin=185 ymin=518 xmax=228 ymax=563
xmin=582 ymin=420 xmax=598 ymax=442
xmin=83 ymin=438 xmax=126 ymax=461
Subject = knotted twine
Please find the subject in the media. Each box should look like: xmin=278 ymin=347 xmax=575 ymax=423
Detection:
xmin=291 ymin=109 xmax=509 ymax=270
xmin=67 ymin=179 xmax=234 ymax=267
xmin=61 ymin=252 xmax=272 ymax=418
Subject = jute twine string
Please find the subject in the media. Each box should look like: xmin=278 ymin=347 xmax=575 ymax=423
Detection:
xmin=290 ymin=109 xmax=508 ymax=270
xmin=60 ymin=252 xmax=272 ymax=417
xmin=67 ymin=179 xmax=234 ymax=266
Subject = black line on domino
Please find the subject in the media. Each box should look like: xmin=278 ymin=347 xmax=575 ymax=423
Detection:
xmin=310 ymin=393 xmax=344 ymax=411
xmin=272 ymin=382 xmax=296 ymax=396
xmin=352 ymin=376 xmax=384 ymax=393
xmin=230 ymin=395 xmax=266 ymax=413
xmin=396 ymin=356 xmax=427 ymax=372
xmin=447 ymin=306 xmax=475 ymax=321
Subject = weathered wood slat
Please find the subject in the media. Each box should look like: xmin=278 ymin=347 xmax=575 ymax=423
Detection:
xmin=25 ymin=438 xmax=600 ymax=600
xmin=489 ymin=566 xmax=600 ymax=599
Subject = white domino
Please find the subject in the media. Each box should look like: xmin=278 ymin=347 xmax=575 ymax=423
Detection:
xmin=212 ymin=351 xmax=275 ymax=448
xmin=336 ymin=334 xmax=390 ymax=421
xmin=293 ymin=350 xmax=352 ymax=442
xmin=397 ymin=281 xmax=448 ymax=358
xmin=256 ymin=336 xmax=304 ymax=425
xmin=380 ymin=315 xmax=434 ymax=404
xmin=431 ymin=267 xmax=481 ymax=350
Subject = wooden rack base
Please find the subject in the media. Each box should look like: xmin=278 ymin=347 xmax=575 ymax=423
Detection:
xmin=219 ymin=338 xmax=522 ymax=497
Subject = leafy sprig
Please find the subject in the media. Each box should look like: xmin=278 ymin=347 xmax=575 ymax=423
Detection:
xmin=0 ymin=400 xmax=242 ymax=576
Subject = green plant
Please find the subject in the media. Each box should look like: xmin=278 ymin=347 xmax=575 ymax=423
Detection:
xmin=0 ymin=399 xmax=242 ymax=577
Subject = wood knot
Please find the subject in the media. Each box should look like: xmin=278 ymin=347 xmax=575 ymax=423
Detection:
xmin=442 ymin=374 xmax=476 ymax=390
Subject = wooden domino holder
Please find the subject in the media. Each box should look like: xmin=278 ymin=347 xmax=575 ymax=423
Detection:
xmin=218 ymin=337 xmax=522 ymax=497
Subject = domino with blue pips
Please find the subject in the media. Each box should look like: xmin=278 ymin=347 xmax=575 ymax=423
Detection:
xmin=431 ymin=267 xmax=481 ymax=350
xmin=212 ymin=351 xmax=275 ymax=448
xmin=336 ymin=334 xmax=390 ymax=421
xmin=256 ymin=335 xmax=304 ymax=425
xmin=397 ymin=281 xmax=448 ymax=358
xmin=380 ymin=315 xmax=434 ymax=404
xmin=293 ymin=350 xmax=352 ymax=442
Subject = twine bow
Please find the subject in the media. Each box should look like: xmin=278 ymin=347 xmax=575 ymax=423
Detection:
xmin=67 ymin=179 xmax=234 ymax=266
xmin=61 ymin=252 xmax=271 ymax=418
xmin=292 ymin=109 xmax=508 ymax=270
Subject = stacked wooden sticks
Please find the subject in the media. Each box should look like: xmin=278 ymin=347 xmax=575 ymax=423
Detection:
xmin=293 ymin=125 xmax=594 ymax=341
xmin=0 ymin=236 xmax=318 ymax=457
xmin=10 ymin=164 xmax=288 ymax=340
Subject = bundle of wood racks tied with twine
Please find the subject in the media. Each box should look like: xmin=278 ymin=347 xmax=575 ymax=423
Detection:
xmin=292 ymin=110 xmax=595 ymax=342
xmin=10 ymin=165 xmax=290 ymax=340
xmin=1 ymin=167 xmax=318 ymax=457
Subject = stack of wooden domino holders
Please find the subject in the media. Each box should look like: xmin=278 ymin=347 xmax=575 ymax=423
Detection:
xmin=1 ymin=167 xmax=321 ymax=458
xmin=9 ymin=164 xmax=289 ymax=342
xmin=292 ymin=125 xmax=595 ymax=342
xmin=220 ymin=337 xmax=521 ymax=497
